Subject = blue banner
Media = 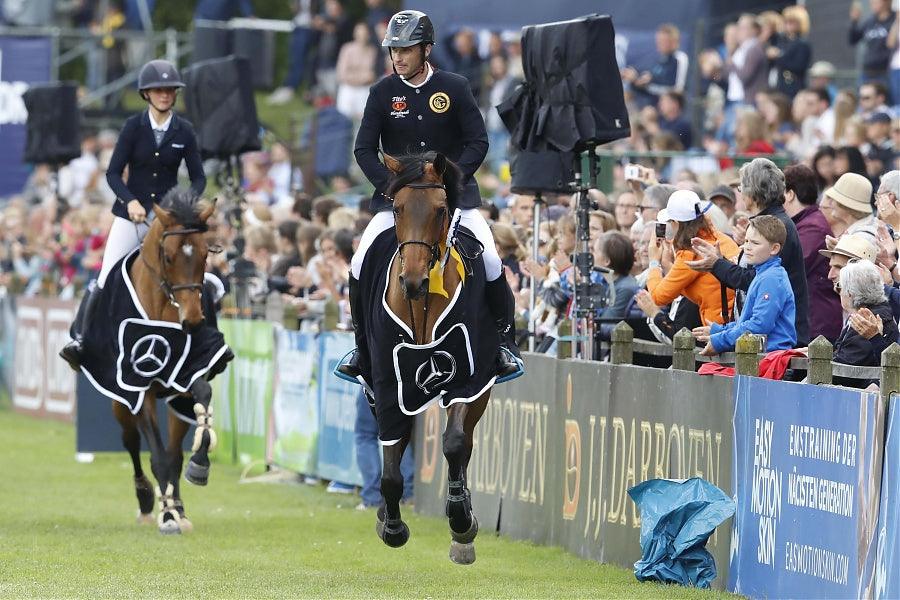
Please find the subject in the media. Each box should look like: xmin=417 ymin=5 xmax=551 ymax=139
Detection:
xmin=875 ymin=395 xmax=900 ymax=600
xmin=315 ymin=331 xmax=360 ymax=486
xmin=270 ymin=329 xmax=318 ymax=475
xmin=0 ymin=36 xmax=52 ymax=197
xmin=728 ymin=376 xmax=884 ymax=599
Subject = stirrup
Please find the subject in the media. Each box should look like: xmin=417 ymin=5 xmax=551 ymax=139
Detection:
xmin=334 ymin=348 xmax=362 ymax=383
xmin=495 ymin=346 xmax=524 ymax=383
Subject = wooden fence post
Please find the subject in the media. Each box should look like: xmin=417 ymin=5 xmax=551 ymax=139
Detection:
xmin=282 ymin=300 xmax=299 ymax=331
xmin=610 ymin=321 xmax=633 ymax=365
xmin=881 ymin=343 xmax=900 ymax=397
xmin=672 ymin=328 xmax=695 ymax=371
xmin=807 ymin=335 xmax=833 ymax=385
xmin=735 ymin=332 xmax=760 ymax=376
xmin=557 ymin=319 xmax=572 ymax=360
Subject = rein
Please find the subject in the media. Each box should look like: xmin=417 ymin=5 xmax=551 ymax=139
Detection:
xmin=139 ymin=226 xmax=205 ymax=309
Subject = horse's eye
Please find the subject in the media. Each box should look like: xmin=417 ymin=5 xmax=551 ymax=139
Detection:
xmin=437 ymin=207 xmax=447 ymax=220
xmin=165 ymin=254 xmax=174 ymax=265
xmin=392 ymin=205 xmax=401 ymax=217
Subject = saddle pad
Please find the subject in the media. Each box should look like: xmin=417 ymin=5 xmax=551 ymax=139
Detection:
xmin=358 ymin=228 xmax=496 ymax=440
xmin=79 ymin=249 xmax=231 ymax=421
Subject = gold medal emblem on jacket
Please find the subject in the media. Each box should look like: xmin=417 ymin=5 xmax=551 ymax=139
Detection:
xmin=429 ymin=92 xmax=450 ymax=114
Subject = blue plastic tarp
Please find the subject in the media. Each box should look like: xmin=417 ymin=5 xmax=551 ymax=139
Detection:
xmin=627 ymin=477 xmax=735 ymax=588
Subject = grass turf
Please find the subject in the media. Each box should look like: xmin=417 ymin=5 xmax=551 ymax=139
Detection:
xmin=0 ymin=404 xmax=740 ymax=599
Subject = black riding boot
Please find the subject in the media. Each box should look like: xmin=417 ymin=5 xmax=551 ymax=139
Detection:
xmin=485 ymin=276 xmax=521 ymax=380
xmin=337 ymin=275 xmax=366 ymax=379
xmin=59 ymin=282 xmax=101 ymax=371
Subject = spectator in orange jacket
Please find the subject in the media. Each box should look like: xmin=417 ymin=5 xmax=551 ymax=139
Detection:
xmin=646 ymin=189 xmax=741 ymax=325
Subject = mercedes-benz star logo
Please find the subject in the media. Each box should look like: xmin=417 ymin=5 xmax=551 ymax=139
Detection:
xmin=130 ymin=334 xmax=172 ymax=377
xmin=415 ymin=351 xmax=456 ymax=395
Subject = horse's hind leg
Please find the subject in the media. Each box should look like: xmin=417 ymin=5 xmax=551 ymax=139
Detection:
xmin=443 ymin=393 xmax=489 ymax=564
xmin=184 ymin=379 xmax=216 ymax=486
xmin=113 ymin=402 xmax=154 ymax=525
xmin=377 ymin=436 xmax=410 ymax=548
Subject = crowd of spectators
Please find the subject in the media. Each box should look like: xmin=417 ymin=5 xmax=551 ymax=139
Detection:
xmin=1 ymin=4 xmax=899 ymax=388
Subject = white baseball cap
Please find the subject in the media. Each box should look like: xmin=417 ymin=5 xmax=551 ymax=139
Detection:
xmin=657 ymin=189 xmax=713 ymax=223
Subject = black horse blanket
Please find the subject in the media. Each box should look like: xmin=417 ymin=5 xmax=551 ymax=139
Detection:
xmin=79 ymin=249 xmax=231 ymax=423
xmin=357 ymin=228 xmax=497 ymax=443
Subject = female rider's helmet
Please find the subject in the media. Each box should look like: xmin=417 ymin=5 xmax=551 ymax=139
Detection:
xmin=137 ymin=59 xmax=185 ymax=100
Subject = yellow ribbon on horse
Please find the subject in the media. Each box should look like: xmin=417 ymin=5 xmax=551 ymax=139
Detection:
xmin=428 ymin=245 xmax=465 ymax=298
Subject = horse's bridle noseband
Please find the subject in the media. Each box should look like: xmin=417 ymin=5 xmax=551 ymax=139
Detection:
xmin=141 ymin=227 xmax=206 ymax=309
xmin=393 ymin=183 xmax=448 ymax=271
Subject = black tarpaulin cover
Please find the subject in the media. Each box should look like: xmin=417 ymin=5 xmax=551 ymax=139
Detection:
xmin=498 ymin=14 xmax=631 ymax=153
xmin=182 ymin=55 xmax=261 ymax=158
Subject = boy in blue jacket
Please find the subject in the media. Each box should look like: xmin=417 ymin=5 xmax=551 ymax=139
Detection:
xmin=693 ymin=215 xmax=797 ymax=356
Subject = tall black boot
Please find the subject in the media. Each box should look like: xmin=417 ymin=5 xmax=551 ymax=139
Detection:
xmin=59 ymin=282 xmax=101 ymax=371
xmin=484 ymin=276 xmax=522 ymax=380
xmin=337 ymin=275 xmax=366 ymax=379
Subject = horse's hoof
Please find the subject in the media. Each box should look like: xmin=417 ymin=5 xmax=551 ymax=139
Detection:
xmin=376 ymin=518 xmax=410 ymax=548
xmin=135 ymin=510 xmax=154 ymax=526
xmin=449 ymin=540 xmax=476 ymax=565
xmin=450 ymin=513 xmax=478 ymax=545
xmin=178 ymin=517 xmax=194 ymax=532
xmin=184 ymin=460 xmax=209 ymax=486
xmin=158 ymin=519 xmax=181 ymax=535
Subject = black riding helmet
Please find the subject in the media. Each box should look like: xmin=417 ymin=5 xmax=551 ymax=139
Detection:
xmin=137 ymin=59 xmax=185 ymax=101
xmin=382 ymin=10 xmax=435 ymax=48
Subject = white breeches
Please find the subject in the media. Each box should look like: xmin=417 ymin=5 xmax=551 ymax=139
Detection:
xmin=350 ymin=208 xmax=502 ymax=281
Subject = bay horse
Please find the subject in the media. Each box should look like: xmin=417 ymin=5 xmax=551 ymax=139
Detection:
xmin=98 ymin=190 xmax=226 ymax=534
xmin=360 ymin=151 xmax=493 ymax=564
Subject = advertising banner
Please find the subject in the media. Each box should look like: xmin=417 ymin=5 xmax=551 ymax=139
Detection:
xmin=555 ymin=361 xmax=734 ymax=574
xmin=414 ymin=353 xmax=735 ymax=587
xmin=270 ymin=329 xmax=318 ymax=475
xmin=0 ymin=36 xmax=52 ymax=197
xmin=315 ymin=331 xmax=361 ymax=486
xmin=13 ymin=297 xmax=76 ymax=422
xmin=875 ymin=395 xmax=900 ymax=600
xmin=216 ymin=319 xmax=273 ymax=465
xmin=729 ymin=376 xmax=884 ymax=599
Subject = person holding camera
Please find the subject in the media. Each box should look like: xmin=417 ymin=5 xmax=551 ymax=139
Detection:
xmin=60 ymin=59 xmax=206 ymax=370
xmin=646 ymin=189 xmax=741 ymax=327
xmin=338 ymin=9 xmax=521 ymax=382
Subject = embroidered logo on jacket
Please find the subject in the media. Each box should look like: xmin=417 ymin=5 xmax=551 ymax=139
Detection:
xmin=429 ymin=92 xmax=450 ymax=114
xmin=391 ymin=96 xmax=409 ymax=118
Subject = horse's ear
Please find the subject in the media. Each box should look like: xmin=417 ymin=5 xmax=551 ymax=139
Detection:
xmin=382 ymin=151 xmax=402 ymax=175
xmin=199 ymin=198 xmax=216 ymax=222
xmin=431 ymin=153 xmax=447 ymax=176
xmin=152 ymin=204 xmax=175 ymax=226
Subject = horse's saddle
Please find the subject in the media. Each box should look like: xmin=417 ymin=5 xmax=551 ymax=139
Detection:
xmin=79 ymin=249 xmax=231 ymax=421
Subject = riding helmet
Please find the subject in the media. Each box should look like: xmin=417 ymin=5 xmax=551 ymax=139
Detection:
xmin=382 ymin=10 xmax=435 ymax=48
xmin=137 ymin=59 xmax=186 ymax=91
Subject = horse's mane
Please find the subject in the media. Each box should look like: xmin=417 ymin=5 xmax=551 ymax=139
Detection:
xmin=385 ymin=151 xmax=463 ymax=211
xmin=158 ymin=188 xmax=210 ymax=232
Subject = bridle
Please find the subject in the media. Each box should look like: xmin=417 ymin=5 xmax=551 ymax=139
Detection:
xmin=140 ymin=226 xmax=206 ymax=309
xmin=390 ymin=181 xmax=449 ymax=343
xmin=392 ymin=182 xmax=448 ymax=273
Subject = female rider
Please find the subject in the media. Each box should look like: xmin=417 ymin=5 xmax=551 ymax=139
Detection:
xmin=60 ymin=58 xmax=206 ymax=370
